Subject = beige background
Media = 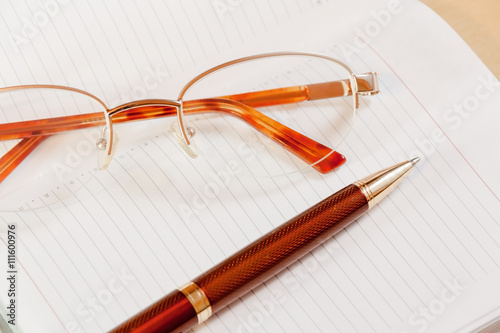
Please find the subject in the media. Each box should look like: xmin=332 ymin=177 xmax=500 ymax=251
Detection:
xmin=421 ymin=0 xmax=500 ymax=79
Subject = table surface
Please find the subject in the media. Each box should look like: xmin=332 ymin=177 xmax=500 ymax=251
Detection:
xmin=420 ymin=0 xmax=500 ymax=79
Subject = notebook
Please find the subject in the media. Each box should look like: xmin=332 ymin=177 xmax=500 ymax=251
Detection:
xmin=0 ymin=0 xmax=499 ymax=332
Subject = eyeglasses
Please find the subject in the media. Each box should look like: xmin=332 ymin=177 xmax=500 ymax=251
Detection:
xmin=0 ymin=52 xmax=379 ymax=211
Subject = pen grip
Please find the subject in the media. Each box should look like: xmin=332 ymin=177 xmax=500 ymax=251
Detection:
xmin=195 ymin=183 xmax=368 ymax=313
xmin=109 ymin=289 xmax=197 ymax=333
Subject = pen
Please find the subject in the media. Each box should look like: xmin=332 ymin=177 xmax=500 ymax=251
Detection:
xmin=109 ymin=158 xmax=420 ymax=333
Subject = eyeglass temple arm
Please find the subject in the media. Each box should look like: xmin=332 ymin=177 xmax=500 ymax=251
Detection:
xmin=0 ymin=73 xmax=378 ymax=181
xmin=186 ymin=98 xmax=346 ymax=173
xmin=0 ymin=136 xmax=46 ymax=184
xmin=219 ymin=72 xmax=379 ymax=107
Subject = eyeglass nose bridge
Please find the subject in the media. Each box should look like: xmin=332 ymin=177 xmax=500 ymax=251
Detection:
xmin=103 ymin=99 xmax=198 ymax=168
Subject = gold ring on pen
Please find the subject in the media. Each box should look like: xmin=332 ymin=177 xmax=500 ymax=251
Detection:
xmin=178 ymin=281 xmax=212 ymax=324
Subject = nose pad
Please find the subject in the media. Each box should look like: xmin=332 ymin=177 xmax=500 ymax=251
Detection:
xmin=96 ymin=129 xmax=119 ymax=170
xmin=170 ymin=121 xmax=198 ymax=159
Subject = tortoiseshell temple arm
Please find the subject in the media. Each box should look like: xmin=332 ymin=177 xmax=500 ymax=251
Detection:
xmin=187 ymin=99 xmax=346 ymax=173
xmin=0 ymin=74 xmax=379 ymax=181
xmin=221 ymin=73 xmax=379 ymax=107
xmin=0 ymin=136 xmax=47 ymax=183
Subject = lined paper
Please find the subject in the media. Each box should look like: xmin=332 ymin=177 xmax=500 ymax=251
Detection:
xmin=0 ymin=1 xmax=499 ymax=332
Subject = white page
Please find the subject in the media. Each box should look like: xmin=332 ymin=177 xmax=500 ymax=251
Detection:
xmin=0 ymin=1 xmax=499 ymax=333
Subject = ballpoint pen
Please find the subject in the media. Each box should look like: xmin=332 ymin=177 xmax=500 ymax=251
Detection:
xmin=109 ymin=157 xmax=420 ymax=333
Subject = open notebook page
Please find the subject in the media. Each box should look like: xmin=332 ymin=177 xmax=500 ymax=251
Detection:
xmin=0 ymin=0 xmax=499 ymax=332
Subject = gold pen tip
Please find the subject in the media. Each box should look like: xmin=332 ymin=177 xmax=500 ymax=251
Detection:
xmin=410 ymin=157 xmax=421 ymax=166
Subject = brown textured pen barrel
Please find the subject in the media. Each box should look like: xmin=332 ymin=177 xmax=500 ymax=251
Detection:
xmin=194 ymin=184 xmax=367 ymax=313
xmin=109 ymin=158 xmax=419 ymax=333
